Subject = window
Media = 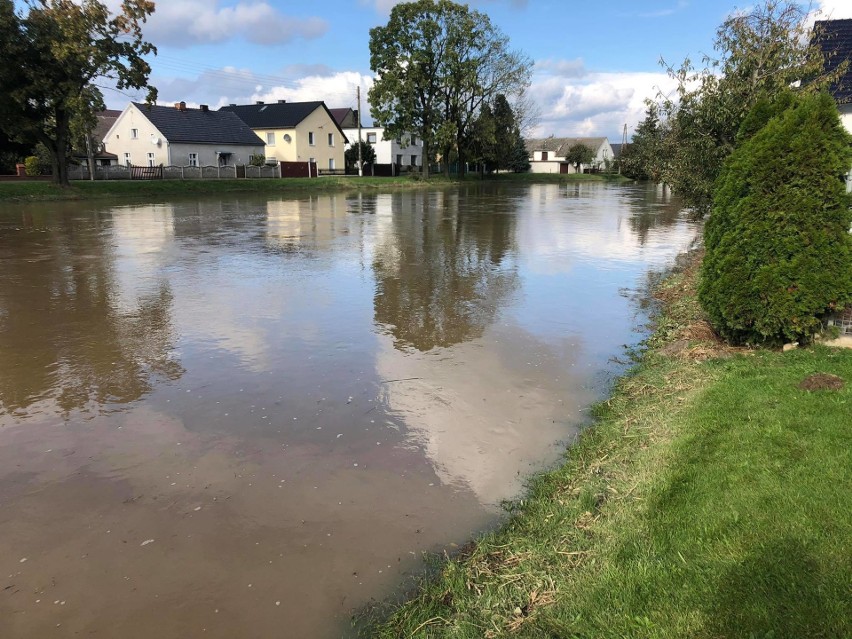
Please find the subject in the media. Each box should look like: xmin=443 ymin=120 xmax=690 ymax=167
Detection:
xmin=366 ymin=132 xmax=376 ymax=144
xmin=541 ymin=151 xmax=548 ymax=161
xmin=188 ymin=153 xmax=198 ymax=167
xmin=147 ymin=153 xmax=155 ymax=167
xmin=308 ymin=131 xmax=315 ymax=145
xmin=130 ymin=128 xmax=138 ymax=139
xmin=411 ymin=155 xmax=417 ymax=166
xmin=266 ymin=132 xmax=275 ymax=145
xmin=396 ymin=154 xmax=402 ymax=165
xmin=124 ymin=153 xmax=131 ymax=166
xmin=329 ymin=158 xmax=335 ymax=170
xmin=411 ymin=135 xmax=417 ymax=145
xmin=328 ymin=133 xmax=335 ymax=146
xmin=309 ymin=157 xmax=316 ymax=164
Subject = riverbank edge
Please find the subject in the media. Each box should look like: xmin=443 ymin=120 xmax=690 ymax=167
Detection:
xmin=0 ymin=172 xmax=629 ymax=203
xmin=359 ymin=248 xmax=852 ymax=637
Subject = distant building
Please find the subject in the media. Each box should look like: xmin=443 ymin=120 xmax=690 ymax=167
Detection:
xmin=221 ymin=101 xmax=347 ymax=171
xmin=345 ymin=127 xmax=423 ymax=168
xmin=525 ymin=136 xmax=614 ymax=174
xmin=329 ymin=107 xmax=359 ymax=129
xmin=103 ymin=102 xmax=264 ymax=167
xmin=73 ymin=109 xmax=121 ymax=167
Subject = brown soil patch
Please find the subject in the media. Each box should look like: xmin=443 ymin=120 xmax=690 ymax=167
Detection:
xmin=798 ymin=373 xmax=845 ymax=391
xmin=682 ymin=320 xmax=718 ymax=342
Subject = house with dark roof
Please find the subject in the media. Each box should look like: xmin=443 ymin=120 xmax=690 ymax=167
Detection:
xmin=524 ymin=136 xmax=614 ymax=174
xmin=103 ymin=102 xmax=265 ymax=167
xmin=812 ymin=18 xmax=852 ymax=191
xmin=73 ymin=109 xmax=121 ymax=167
xmin=329 ymin=107 xmax=358 ymax=129
xmin=220 ymin=100 xmax=347 ymax=171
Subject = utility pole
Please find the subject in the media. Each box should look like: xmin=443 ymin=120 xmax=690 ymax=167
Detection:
xmin=357 ymin=85 xmax=363 ymax=177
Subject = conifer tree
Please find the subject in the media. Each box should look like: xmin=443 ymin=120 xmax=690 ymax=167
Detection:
xmin=699 ymin=91 xmax=852 ymax=344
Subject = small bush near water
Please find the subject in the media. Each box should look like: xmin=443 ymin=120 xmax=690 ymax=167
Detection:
xmin=699 ymin=91 xmax=852 ymax=345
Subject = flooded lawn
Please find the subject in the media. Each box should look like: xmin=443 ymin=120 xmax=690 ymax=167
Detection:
xmin=0 ymin=183 xmax=697 ymax=637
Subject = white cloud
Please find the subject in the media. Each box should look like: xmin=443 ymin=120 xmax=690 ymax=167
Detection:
xmin=252 ymin=72 xmax=375 ymax=110
xmin=140 ymin=1 xmax=327 ymax=47
xmin=528 ymin=68 xmax=678 ymax=140
xmin=135 ymin=66 xmax=374 ymax=113
xmin=535 ymin=58 xmax=587 ymax=79
xmin=813 ymin=0 xmax=852 ymax=20
xmin=365 ymin=0 xmax=527 ymax=14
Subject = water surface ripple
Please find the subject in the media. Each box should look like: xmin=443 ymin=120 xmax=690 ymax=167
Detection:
xmin=0 ymin=183 xmax=696 ymax=637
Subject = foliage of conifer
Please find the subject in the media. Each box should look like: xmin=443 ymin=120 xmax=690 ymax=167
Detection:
xmin=699 ymin=91 xmax=852 ymax=344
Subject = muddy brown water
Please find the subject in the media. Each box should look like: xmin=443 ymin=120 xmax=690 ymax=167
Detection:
xmin=0 ymin=183 xmax=697 ymax=637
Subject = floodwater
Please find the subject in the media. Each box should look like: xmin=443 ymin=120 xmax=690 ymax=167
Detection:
xmin=0 ymin=183 xmax=697 ymax=638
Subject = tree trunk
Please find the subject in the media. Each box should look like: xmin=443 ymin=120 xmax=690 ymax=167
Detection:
xmin=53 ymin=108 xmax=71 ymax=187
xmin=422 ymin=138 xmax=430 ymax=179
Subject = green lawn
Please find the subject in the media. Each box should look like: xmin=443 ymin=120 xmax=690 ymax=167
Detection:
xmin=0 ymin=172 xmax=625 ymax=202
xmin=363 ymin=263 xmax=851 ymax=638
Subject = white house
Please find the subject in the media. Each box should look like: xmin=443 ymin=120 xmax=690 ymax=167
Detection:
xmin=342 ymin=126 xmax=424 ymax=168
xmin=525 ymin=137 xmax=614 ymax=174
xmin=103 ymin=102 xmax=265 ymax=167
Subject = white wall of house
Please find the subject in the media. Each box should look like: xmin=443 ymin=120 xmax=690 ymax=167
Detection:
xmin=343 ymin=127 xmax=423 ymax=166
xmin=841 ymin=104 xmax=852 ymax=193
xmin=592 ymin=140 xmax=614 ymax=168
xmin=103 ymin=103 xmax=169 ymax=167
xmin=528 ymin=139 xmax=614 ymax=174
xmin=168 ymin=143 xmax=263 ymax=167
xmin=529 ymin=160 xmax=569 ymax=174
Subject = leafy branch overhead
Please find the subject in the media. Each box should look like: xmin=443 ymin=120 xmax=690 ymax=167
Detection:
xmin=0 ymin=0 xmax=157 ymax=186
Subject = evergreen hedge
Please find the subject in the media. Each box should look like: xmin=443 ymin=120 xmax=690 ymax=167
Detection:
xmin=699 ymin=91 xmax=852 ymax=344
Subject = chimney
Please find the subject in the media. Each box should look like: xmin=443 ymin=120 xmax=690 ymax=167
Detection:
xmin=256 ymin=101 xmax=264 ymax=105
xmin=278 ymin=99 xmax=286 ymax=104
xmin=229 ymin=103 xmax=236 ymax=107
xmin=174 ymin=101 xmax=186 ymax=111
xmin=200 ymin=104 xmax=209 ymax=112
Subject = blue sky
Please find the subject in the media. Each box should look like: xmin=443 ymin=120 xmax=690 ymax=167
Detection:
xmin=95 ymin=0 xmax=850 ymax=140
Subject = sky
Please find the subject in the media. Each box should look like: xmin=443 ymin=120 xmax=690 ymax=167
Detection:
xmin=91 ymin=0 xmax=852 ymax=141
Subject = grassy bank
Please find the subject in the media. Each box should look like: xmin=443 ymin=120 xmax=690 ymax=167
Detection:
xmin=363 ymin=253 xmax=851 ymax=638
xmin=0 ymin=172 xmax=627 ymax=203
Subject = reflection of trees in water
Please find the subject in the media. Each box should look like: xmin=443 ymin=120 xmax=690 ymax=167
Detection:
xmin=626 ymin=183 xmax=685 ymax=246
xmin=0 ymin=216 xmax=182 ymax=417
xmin=373 ymin=189 xmax=519 ymax=352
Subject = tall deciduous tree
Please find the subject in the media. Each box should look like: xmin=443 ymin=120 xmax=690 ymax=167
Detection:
xmin=565 ymin=143 xmax=594 ymax=173
xmin=655 ymin=0 xmax=839 ymax=215
xmin=368 ymin=0 xmax=530 ymax=179
xmin=0 ymin=0 xmax=156 ymax=186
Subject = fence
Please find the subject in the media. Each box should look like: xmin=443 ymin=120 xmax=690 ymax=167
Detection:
xmin=68 ymin=163 xmax=287 ymax=181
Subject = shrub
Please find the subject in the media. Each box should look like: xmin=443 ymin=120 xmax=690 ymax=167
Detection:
xmin=249 ymin=154 xmax=265 ymax=167
xmin=699 ymin=91 xmax=852 ymax=344
xmin=24 ymin=155 xmax=41 ymax=176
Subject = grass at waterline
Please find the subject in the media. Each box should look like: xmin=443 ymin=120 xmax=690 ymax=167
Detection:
xmin=362 ymin=256 xmax=852 ymax=638
xmin=0 ymin=172 xmax=627 ymax=202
